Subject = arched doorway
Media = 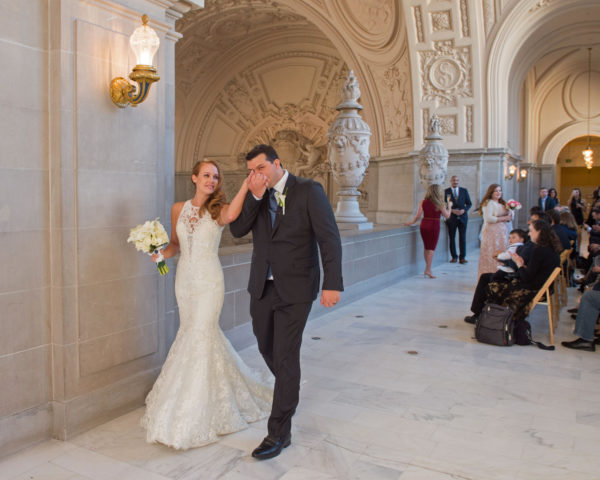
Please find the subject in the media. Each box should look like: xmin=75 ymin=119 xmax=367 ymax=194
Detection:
xmin=557 ymin=136 xmax=600 ymax=206
xmin=173 ymin=2 xmax=411 ymax=244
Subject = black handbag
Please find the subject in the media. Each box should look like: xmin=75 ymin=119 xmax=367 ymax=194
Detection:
xmin=475 ymin=304 xmax=514 ymax=346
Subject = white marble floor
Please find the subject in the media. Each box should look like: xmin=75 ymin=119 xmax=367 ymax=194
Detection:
xmin=3 ymin=257 xmax=600 ymax=480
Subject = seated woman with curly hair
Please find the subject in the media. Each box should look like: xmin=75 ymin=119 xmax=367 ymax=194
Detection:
xmin=466 ymin=220 xmax=561 ymax=342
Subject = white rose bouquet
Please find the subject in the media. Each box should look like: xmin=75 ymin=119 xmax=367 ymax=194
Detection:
xmin=127 ymin=218 xmax=170 ymax=275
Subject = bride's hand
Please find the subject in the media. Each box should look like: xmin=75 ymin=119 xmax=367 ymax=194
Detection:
xmin=247 ymin=171 xmax=268 ymax=198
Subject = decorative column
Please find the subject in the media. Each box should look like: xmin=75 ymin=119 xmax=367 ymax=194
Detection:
xmin=327 ymin=70 xmax=373 ymax=230
xmin=418 ymin=114 xmax=448 ymax=186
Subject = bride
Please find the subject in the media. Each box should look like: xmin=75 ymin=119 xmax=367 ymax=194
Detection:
xmin=141 ymin=160 xmax=273 ymax=450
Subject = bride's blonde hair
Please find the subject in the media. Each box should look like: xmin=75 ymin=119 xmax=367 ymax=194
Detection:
xmin=192 ymin=160 xmax=227 ymax=220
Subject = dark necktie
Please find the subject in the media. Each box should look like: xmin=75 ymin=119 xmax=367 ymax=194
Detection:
xmin=267 ymin=189 xmax=277 ymax=279
xmin=268 ymin=188 xmax=277 ymax=227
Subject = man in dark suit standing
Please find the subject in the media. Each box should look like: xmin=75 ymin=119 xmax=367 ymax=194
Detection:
xmin=230 ymin=144 xmax=343 ymax=460
xmin=444 ymin=176 xmax=472 ymax=264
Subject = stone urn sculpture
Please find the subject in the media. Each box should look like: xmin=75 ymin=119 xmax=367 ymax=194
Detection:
xmin=418 ymin=114 xmax=448 ymax=186
xmin=327 ymin=70 xmax=373 ymax=228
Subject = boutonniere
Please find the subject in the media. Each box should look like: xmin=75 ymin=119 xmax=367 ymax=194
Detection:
xmin=274 ymin=188 xmax=288 ymax=215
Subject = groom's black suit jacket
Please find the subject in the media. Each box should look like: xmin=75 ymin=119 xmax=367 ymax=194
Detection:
xmin=230 ymin=174 xmax=343 ymax=304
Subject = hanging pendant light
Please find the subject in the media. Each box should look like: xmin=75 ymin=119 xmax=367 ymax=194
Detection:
xmin=583 ymin=47 xmax=594 ymax=169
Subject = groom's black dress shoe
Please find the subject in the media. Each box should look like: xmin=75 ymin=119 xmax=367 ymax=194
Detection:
xmin=251 ymin=433 xmax=291 ymax=460
xmin=464 ymin=314 xmax=478 ymax=324
xmin=561 ymin=338 xmax=596 ymax=352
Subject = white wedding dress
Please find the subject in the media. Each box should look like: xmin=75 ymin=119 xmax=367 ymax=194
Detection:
xmin=141 ymin=200 xmax=273 ymax=450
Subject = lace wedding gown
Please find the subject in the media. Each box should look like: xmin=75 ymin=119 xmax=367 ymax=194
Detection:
xmin=141 ymin=200 xmax=273 ymax=450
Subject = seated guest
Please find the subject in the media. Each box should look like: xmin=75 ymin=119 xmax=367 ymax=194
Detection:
xmin=465 ymin=220 xmax=561 ymax=327
xmin=465 ymin=227 xmax=535 ymax=324
xmin=529 ymin=205 xmax=543 ymax=218
xmin=547 ymin=209 xmax=570 ymax=251
xmin=575 ymin=244 xmax=600 ymax=290
xmin=559 ymin=211 xmax=577 ymax=246
xmin=529 ymin=210 xmax=550 ymax=226
xmin=496 ymin=229 xmax=528 ymax=276
xmin=562 ymin=267 xmax=600 ymax=352
xmin=584 ymin=207 xmax=600 ymax=245
xmin=575 ymin=209 xmax=600 ymax=281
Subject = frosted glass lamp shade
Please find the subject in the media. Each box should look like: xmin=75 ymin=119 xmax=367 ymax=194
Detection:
xmin=130 ymin=16 xmax=160 ymax=67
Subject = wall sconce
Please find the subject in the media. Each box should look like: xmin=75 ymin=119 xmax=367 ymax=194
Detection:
xmin=505 ymin=164 xmax=517 ymax=180
xmin=110 ymin=15 xmax=160 ymax=108
xmin=518 ymin=168 xmax=528 ymax=182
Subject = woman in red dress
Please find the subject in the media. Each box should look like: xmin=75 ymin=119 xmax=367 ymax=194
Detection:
xmin=405 ymin=184 xmax=452 ymax=278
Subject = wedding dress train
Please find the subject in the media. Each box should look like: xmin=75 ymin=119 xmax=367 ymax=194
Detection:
xmin=141 ymin=200 xmax=273 ymax=450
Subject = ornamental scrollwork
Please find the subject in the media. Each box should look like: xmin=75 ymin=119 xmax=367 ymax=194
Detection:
xmin=419 ymin=40 xmax=473 ymax=106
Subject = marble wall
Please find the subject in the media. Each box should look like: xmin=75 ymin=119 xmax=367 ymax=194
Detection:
xmin=0 ymin=0 xmax=53 ymax=455
xmin=0 ymin=0 xmax=200 ymax=458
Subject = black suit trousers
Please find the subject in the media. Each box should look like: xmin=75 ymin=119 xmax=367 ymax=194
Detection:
xmin=471 ymin=272 xmax=495 ymax=315
xmin=250 ymin=281 xmax=312 ymax=439
xmin=446 ymin=217 xmax=467 ymax=260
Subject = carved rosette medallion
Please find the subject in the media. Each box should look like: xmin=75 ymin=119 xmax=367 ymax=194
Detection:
xmin=327 ymin=71 xmax=372 ymax=224
xmin=419 ymin=114 xmax=448 ymax=186
xmin=438 ymin=115 xmax=457 ymax=136
xmin=420 ymin=40 xmax=473 ymax=106
xmin=431 ymin=10 xmax=452 ymax=32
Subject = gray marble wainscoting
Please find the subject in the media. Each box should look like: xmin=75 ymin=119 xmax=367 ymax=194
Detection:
xmin=220 ymin=219 xmax=482 ymax=350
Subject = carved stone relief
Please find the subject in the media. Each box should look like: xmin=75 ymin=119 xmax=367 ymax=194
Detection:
xmin=331 ymin=0 xmax=398 ymax=49
xmin=271 ymin=130 xmax=331 ymax=188
xmin=483 ymin=0 xmax=496 ymax=36
xmin=460 ymin=0 xmax=470 ymax=37
xmin=423 ymin=108 xmax=430 ymax=142
xmin=176 ymin=4 xmax=310 ymax=84
xmin=431 ymin=10 xmax=452 ymax=32
xmin=191 ymin=51 xmax=346 ymax=168
xmin=413 ymin=6 xmax=424 ymax=43
xmin=372 ymin=54 xmax=412 ymax=144
xmin=529 ymin=0 xmax=553 ymax=12
xmin=419 ymin=40 xmax=473 ymax=107
xmin=438 ymin=114 xmax=457 ymax=136
xmin=466 ymin=104 xmax=474 ymax=142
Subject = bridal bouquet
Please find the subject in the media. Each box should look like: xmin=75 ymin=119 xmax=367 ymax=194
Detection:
xmin=127 ymin=218 xmax=170 ymax=275
xmin=506 ymin=199 xmax=522 ymax=211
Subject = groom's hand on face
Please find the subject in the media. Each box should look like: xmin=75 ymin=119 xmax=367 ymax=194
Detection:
xmin=248 ymin=172 xmax=268 ymax=198
xmin=320 ymin=290 xmax=340 ymax=308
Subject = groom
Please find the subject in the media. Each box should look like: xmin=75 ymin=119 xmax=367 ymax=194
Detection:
xmin=230 ymin=144 xmax=343 ymax=460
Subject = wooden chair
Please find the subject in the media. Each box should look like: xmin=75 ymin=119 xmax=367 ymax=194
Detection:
xmin=558 ymin=248 xmax=573 ymax=307
xmin=527 ymin=267 xmax=562 ymax=345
